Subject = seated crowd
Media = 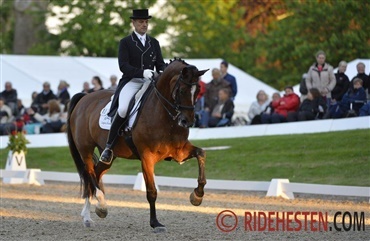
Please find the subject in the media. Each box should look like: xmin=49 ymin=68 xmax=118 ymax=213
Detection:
xmin=196 ymin=58 xmax=369 ymax=127
xmin=0 ymin=75 xmax=119 ymax=136
xmin=194 ymin=67 xmax=235 ymax=128
xmin=247 ymin=59 xmax=370 ymax=125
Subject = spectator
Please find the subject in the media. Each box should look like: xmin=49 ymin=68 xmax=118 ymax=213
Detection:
xmin=32 ymin=81 xmax=57 ymax=115
xmin=250 ymin=92 xmax=281 ymax=125
xmin=20 ymin=106 xmax=40 ymax=134
xmin=0 ymin=97 xmax=13 ymax=124
xmin=194 ymin=79 xmax=206 ymax=127
xmin=27 ymin=99 xmax=65 ymax=133
xmin=31 ymin=91 xmax=38 ymax=102
xmin=327 ymin=78 xmax=366 ymax=118
xmin=299 ymin=73 xmax=308 ymax=100
xmin=0 ymin=97 xmax=15 ymax=135
xmin=57 ymin=80 xmax=70 ymax=106
xmin=350 ymin=62 xmax=369 ymax=98
xmin=16 ymin=99 xmax=26 ymax=117
xmin=287 ymin=88 xmax=326 ymax=122
xmin=248 ymin=90 xmax=269 ymax=123
xmin=0 ymin=81 xmax=18 ymax=115
xmin=59 ymin=101 xmax=69 ymax=132
xmin=197 ymin=79 xmax=206 ymax=102
xmin=261 ymin=86 xmax=300 ymax=123
xmin=108 ymin=75 xmax=118 ymax=90
xmin=199 ymin=88 xmax=234 ymax=128
xmin=204 ymin=68 xmax=231 ymax=114
xmin=359 ymin=102 xmax=370 ymax=116
xmin=220 ymin=60 xmax=237 ymax=99
xmin=82 ymin=81 xmax=90 ymax=93
xmin=305 ymin=50 xmax=336 ymax=106
xmin=88 ymin=76 xmax=104 ymax=93
xmin=339 ymin=78 xmax=366 ymax=117
xmin=332 ymin=61 xmax=350 ymax=102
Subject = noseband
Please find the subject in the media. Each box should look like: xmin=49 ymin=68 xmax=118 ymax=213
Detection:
xmin=153 ymin=72 xmax=197 ymax=120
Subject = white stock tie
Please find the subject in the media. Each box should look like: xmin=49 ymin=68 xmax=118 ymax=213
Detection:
xmin=140 ymin=37 xmax=145 ymax=46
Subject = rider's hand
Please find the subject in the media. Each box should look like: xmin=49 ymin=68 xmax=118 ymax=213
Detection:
xmin=143 ymin=69 xmax=154 ymax=80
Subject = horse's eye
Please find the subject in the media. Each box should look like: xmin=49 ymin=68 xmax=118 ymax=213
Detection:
xmin=179 ymin=88 xmax=186 ymax=94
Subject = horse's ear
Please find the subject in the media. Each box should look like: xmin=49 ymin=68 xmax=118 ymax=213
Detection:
xmin=197 ymin=69 xmax=209 ymax=77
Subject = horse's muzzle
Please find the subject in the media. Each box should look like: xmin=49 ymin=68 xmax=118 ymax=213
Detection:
xmin=178 ymin=115 xmax=193 ymax=128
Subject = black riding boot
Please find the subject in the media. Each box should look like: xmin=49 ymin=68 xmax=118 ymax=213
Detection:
xmin=99 ymin=114 xmax=126 ymax=164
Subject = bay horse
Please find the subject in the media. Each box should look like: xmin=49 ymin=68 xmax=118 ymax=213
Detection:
xmin=66 ymin=59 xmax=208 ymax=232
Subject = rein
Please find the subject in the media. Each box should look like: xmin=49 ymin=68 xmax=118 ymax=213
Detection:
xmin=152 ymin=72 xmax=197 ymax=120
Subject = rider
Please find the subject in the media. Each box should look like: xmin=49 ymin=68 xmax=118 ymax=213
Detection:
xmin=99 ymin=9 xmax=166 ymax=164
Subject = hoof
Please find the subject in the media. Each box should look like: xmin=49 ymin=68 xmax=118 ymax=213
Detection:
xmin=190 ymin=191 xmax=203 ymax=206
xmin=83 ymin=219 xmax=93 ymax=228
xmin=153 ymin=226 xmax=167 ymax=233
xmin=95 ymin=206 xmax=108 ymax=218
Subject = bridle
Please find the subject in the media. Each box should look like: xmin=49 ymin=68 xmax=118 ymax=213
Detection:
xmin=152 ymin=71 xmax=198 ymax=120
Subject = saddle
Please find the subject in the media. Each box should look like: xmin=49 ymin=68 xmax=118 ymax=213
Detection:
xmin=99 ymin=81 xmax=154 ymax=133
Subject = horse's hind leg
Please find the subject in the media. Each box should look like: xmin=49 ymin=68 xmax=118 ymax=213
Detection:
xmin=93 ymin=154 xmax=114 ymax=219
xmin=94 ymin=186 xmax=108 ymax=218
xmin=81 ymin=197 xmax=93 ymax=227
xmin=80 ymin=151 xmax=109 ymax=220
xmin=84 ymin=168 xmax=108 ymax=219
xmin=190 ymin=147 xmax=207 ymax=206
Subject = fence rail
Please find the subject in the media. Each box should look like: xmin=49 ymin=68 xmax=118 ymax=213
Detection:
xmin=1 ymin=169 xmax=369 ymax=201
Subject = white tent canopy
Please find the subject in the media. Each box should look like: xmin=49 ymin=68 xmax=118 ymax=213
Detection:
xmin=0 ymin=55 xmax=278 ymax=116
xmin=292 ymin=58 xmax=370 ymax=94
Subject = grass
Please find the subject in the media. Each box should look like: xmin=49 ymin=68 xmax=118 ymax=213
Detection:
xmin=1 ymin=129 xmax=369 ymax=186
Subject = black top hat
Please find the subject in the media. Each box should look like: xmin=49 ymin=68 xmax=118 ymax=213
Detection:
xmin=130 ymin=9 xmax=152 ymax=19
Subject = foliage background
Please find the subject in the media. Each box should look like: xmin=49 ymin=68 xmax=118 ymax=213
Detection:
xmin=1 ymin=0 xmax=369 ymax=89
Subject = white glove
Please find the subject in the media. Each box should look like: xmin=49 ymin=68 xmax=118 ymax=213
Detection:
xmin=143 ymin=69 xmax=154 ymax=80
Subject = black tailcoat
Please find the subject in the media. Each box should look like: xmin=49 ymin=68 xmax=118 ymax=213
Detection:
xmin=109 ymin=32 xmax=166 ymax=116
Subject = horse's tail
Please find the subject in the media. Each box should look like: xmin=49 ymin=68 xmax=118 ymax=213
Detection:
xmin=66 ymin=93 xmax=91 ymax=198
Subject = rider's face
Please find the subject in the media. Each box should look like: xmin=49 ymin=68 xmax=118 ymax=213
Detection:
xmin=132 ymin=19 xmax=148 ymax=35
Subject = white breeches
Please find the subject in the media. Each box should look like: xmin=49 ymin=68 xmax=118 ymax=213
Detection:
xmin=117 ymin=78 xmax=146 ymax=127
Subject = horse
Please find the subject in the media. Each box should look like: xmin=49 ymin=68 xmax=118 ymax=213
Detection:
xmin=66 ymin=58 xmax=208 ymax=232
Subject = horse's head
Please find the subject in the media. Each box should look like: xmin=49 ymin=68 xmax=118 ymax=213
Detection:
xmin=172 ymin=61 xmax=208 ymax=128
xmin=173 ymin=65 xmax=208 ymax=128
xmin=156 ymin=59 xmax=208 ymax=128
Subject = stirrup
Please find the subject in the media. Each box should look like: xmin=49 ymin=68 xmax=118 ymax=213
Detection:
xmin=99 ymin=148 xmax=113 ymax=165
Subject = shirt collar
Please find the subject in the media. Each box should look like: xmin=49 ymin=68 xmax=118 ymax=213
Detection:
xmin=134 ymin=31 xmax=146 ymax=41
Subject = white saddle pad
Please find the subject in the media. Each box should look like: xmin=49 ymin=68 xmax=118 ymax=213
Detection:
xmin=99 ymin=81 xmax=151 ymax=130
xmin=99 ymin=97 xmax=113 ymax=130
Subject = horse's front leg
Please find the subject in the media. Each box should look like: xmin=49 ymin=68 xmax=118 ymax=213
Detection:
xmin=190 ymin=147 xmax=207 ymax=206
xmin=141 ymin=159 xmax=166 ymax=233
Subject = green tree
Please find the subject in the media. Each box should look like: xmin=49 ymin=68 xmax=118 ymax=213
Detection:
xmin=254 ymin=0 xmax=370 ymax=89
xmin=0 ymin=0 xmax=14 ymax=54
xmin=3 ymin=0 xmax=370 ymax=90
xmin=162 ymin=1 xmax=246 ymax=61
xmin=1 ymin=0 xmax=59 ymax=55
xmin=52 ymin=0 xmax=160 ymax=56
xmin=164 ymin=0 xmax=370 ymax=89
xmin=162 ymin=0 xmax=286 ymax=83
